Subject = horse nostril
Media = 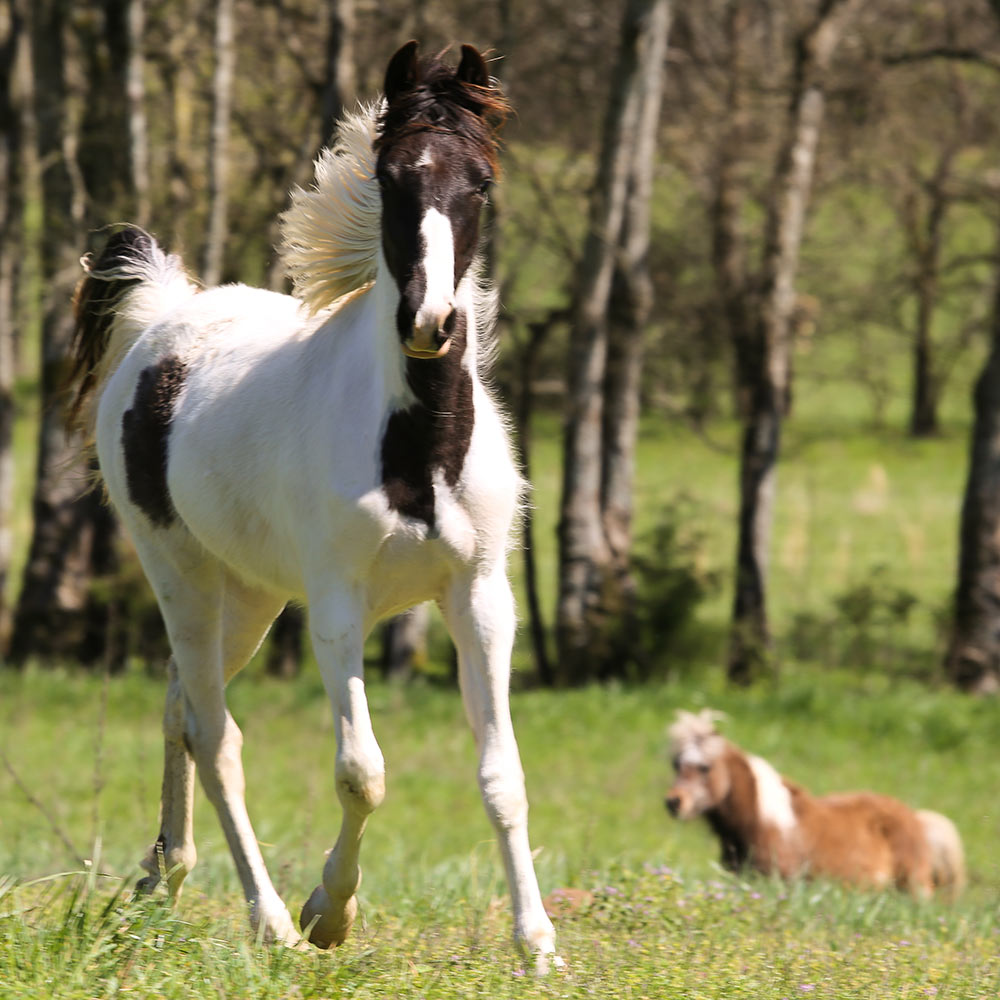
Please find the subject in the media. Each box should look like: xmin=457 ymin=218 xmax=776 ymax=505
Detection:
xmin=434 ymin=311 xmax=456 ymax=346
xmin=666 ymin=796 xmax=681 ymax=817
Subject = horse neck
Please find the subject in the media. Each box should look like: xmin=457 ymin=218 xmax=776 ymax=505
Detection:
xmin=706 ymin=748 xmax=761 ymax=859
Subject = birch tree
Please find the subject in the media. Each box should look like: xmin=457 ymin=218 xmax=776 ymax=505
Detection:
xmin=126 ymin=0 xmax=150 ymax=227
xmin=727 ymin=0 xmax=863 ymax=684
xmin=556 ymin=0 xmax=671 ymax=684
xmin=202 ymin=0 xmax=235 ymax=287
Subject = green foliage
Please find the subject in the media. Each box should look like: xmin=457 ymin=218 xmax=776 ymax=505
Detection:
xmin=786 ymin=565 xmax=936 ymax=679
xmin=627 ymin=494 xmax=725 ymax=679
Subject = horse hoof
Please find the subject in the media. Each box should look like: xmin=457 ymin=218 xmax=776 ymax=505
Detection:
xmin=300 ymin=886 xmax=358 ymax=949
xmin=135 ymin=874 xmax=157 ymax=895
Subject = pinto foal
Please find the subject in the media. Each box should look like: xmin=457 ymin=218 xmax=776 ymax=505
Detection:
xmin=665 ymin=710 xmax=965 ymax=898
xmin=67 ymin=42 xmax=558 ymax=966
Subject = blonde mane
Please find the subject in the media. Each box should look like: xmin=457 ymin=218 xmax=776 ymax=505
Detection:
xmin=668 ymin=709 xmax=728 ymax=765
xmin=279 ymin=103 xmax=383 ymax=314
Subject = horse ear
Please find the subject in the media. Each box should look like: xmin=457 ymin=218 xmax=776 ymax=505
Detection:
xmin=385 ymin=40 xmax=420 ymax=103
xmin=456 ymin=44 xmax=490 ymax=92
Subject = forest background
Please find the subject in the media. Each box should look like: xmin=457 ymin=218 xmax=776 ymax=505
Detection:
xmin=4 ymin=0 xmax=1000 ymax=694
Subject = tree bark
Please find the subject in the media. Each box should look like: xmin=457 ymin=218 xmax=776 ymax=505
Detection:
xmin=945 ymin=223 xmax=1000 ymax=693
xmin=600 ymin=0 xmax=671 ymax=665
xmin=9 ymin=0 xmax=119 ymax=667
xmin=0 ymin=0 xmax=22 ymax=652
xmin=516 ymin=315 xmax=563 ymax=687
xmin=727 ymin=0 xmax=863 ymax=684
xmin=202 ymin=0 xmax=235 ymax=286
xmin=941 ymin=0 xmax=1000 ymax=694
xmin=126 ymin=0 xmax=150 ymax=227
xmin=905 ymin=142 xmax=958 ymax=439
xmin=265 ymin=604 xmax=304 ymax=678
xmin=556 ymin=0 xmax=664 ymax=685
xmin=319 ymin=0 xmax=355 ymax=148
xmin=380 ymin=604 xmax=430 ymax=683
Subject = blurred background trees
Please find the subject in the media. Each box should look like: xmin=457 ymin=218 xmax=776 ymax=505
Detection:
xmin=3 ymin=0 xmax=1000 ymax=690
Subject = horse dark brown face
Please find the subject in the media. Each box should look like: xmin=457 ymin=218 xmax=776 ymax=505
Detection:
xmin=665 ymin=752 xmax=731 ymax=820
xmin=375 ymin=41 xmax=503 ymax=360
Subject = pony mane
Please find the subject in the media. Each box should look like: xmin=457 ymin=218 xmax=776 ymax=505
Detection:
xmin=668 ymin=709 xmax=728 ymax=765
xmin=279 ymin=103 xmax=382 ymax=314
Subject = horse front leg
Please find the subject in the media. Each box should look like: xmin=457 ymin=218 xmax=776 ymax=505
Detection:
xmin=301 ymin=592 xmax=385 ymax=948
xmin=440 ymin=569 xmax=559 ymax=971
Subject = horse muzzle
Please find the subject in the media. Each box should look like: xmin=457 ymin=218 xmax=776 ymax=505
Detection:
xmin=402 ymin=309 xmax=455 ymax=359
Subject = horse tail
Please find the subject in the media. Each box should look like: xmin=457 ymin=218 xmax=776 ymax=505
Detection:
xmin=916 ymin=809 xmax=966 ymax=900
xmin=68 ymin=225 xmax=195 ymax=437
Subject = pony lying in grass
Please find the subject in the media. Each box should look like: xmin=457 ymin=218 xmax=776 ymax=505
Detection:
xmin=66 ymin=41 xmax=559 ymax=969
xmin=665 ymin=710 xmax=965 ymax=899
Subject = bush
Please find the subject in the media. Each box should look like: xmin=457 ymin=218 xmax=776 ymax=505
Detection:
xmin=626 ymin=495 xmax=724 ymax=680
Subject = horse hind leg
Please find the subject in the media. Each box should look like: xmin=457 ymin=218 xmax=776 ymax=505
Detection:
xmin=136 ymin=656 xmax=197 ymax=899
xmin=136 ymin=547 xmax=295 ymax=944
xmin=137 ymin=574 xmax=285 ymax=904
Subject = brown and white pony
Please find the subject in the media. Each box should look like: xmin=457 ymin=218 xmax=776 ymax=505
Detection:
xmin=665 ymin=710 xmax=965 ymax=899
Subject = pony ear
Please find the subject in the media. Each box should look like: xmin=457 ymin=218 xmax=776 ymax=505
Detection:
xmin=456 ymin=44 xmax=490 ymax=92
xmin=385 ymin=40 xmax=420 ymax=103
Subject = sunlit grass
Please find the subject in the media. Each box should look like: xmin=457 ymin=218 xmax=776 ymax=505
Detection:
xmin=2 ymin=669 xmax=998 ymax=996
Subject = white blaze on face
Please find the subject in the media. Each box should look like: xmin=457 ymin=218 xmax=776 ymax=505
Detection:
xmin=414 ymin=206 xmax=455 ymax=337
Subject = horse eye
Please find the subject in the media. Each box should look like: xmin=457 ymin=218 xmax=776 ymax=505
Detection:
xmin=476 ymin=179 xmax=493 ymax=198
xmin=698 ymin=764 xmax=711 ymax=775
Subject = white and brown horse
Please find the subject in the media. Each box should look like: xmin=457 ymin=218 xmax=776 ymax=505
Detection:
xmin=665 ymin=710 xmax=965 ymax=898
xmin=67 ymin=42 xmax=559 ymax=967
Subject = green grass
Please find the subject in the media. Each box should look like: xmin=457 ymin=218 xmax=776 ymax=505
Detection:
xmin=2 ymin=669 xmax=998 ymax=997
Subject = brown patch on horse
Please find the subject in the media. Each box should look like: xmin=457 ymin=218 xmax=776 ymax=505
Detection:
xmin=122 ymin=355 xmax=188 ymax=527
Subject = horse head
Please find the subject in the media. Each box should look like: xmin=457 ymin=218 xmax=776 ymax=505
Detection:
xmin=375 ymin=41 xmax=508 ymax=359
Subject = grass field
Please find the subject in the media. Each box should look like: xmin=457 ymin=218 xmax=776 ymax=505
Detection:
xmin=2 ymin=667 xmax=998 ymax=997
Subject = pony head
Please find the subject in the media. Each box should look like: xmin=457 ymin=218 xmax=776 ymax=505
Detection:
xmin=665 ymin=709 xmax=731 ymax=820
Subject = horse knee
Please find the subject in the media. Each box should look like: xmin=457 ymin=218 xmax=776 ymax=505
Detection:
xmin=335 ymin=752 xmax=385 ymax=815
xmin=479 ymin=764 xmax=528 ymax=831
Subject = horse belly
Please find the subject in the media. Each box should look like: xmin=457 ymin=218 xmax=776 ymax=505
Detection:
xmin=803 ymin=797 xmax=901 ymax=889
xmin=365 ymin=542 xmax=452 ymax=623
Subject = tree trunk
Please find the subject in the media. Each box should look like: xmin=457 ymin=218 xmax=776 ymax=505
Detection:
xmin=711 ymin=0 xmax=752 ymax=421
xmin=727 ymin=0 xmax=862 ymax=684
xmin=8 ymin=0 xmax=123 ymax=668
xmin=202 ymin=0 xmax=235 ymax=286
xmin=126 ymin=0 xmax=150 ymax=227
xmin=907 ymin=147 xmax=955 ymax=439
xmin=0 ymin=0 xmax=22 ymax=652
xmin=265 ymin=604 xmax=304 ymax=678
xmin=516 ymin=316 xmax=562 ymax=687
xmin=601 ymin=0 xmax=671 ymax=661
xmin=556 ymin=0 xmax=660 ymax=685
xmin=380 ymin=604 xmax=430 ymax=683
xmin=944 ymin=245 xmax=1000 ymax=694
xmin=319 ymin=0 xmax=355 ymax=148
